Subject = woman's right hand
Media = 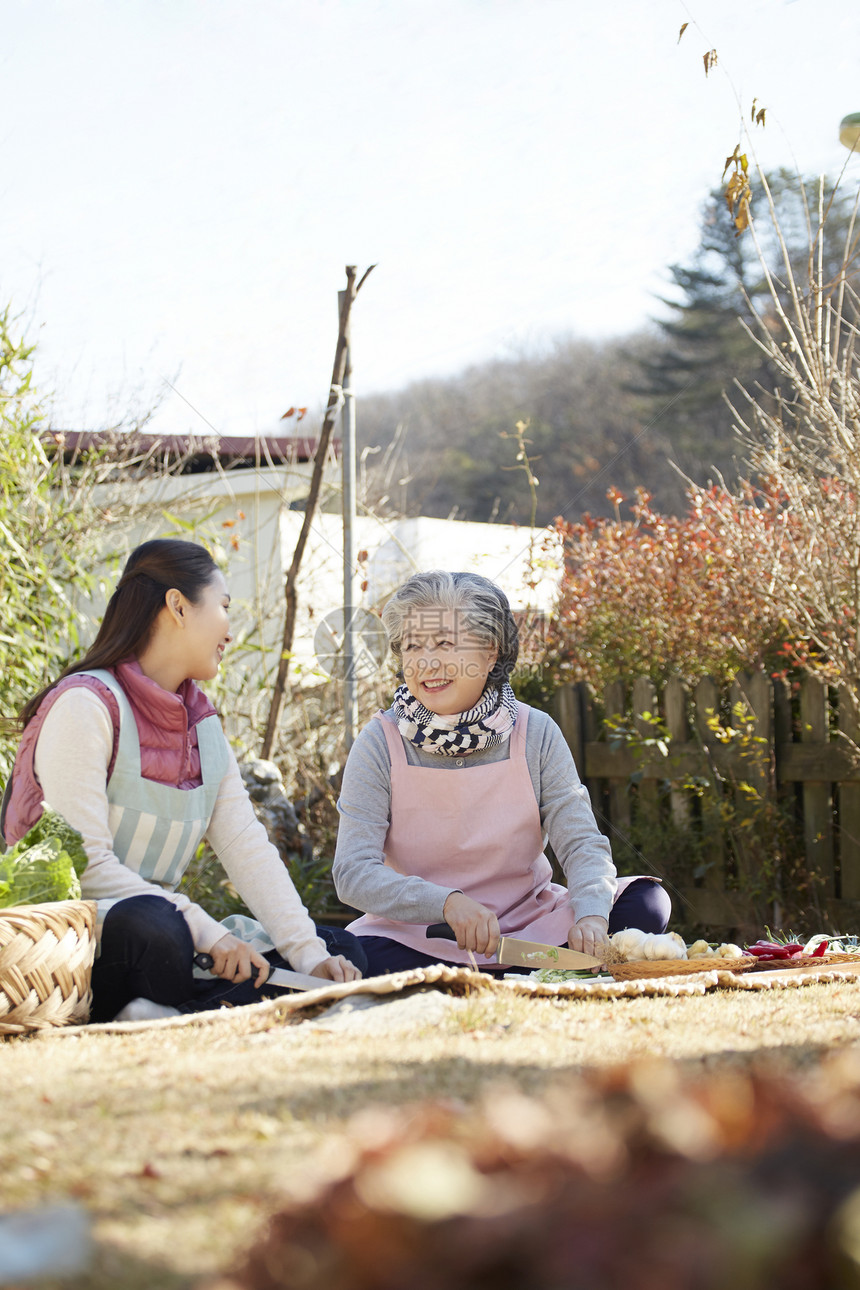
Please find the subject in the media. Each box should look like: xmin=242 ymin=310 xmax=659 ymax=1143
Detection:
xmin=208 ymin=933 xmax=270 ymax=987
xmin=442 ymin=892 xmax=500 ymax=957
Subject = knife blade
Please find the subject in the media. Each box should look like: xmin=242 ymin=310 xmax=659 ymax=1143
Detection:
xmin=425 ymin=924 xmax=603 ymax=971
xmin=193 ymin=953 xmax=325 ymax=992
xmin=263 ymin=965 xmax=329 ymax=992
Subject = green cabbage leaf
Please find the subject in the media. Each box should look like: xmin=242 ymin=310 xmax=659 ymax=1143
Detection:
xmin=0 ymin=806 xmax=89 ymax=908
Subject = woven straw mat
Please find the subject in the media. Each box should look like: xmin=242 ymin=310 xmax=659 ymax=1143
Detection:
xmin=0 ymin=900 xmax=97 ymax=1035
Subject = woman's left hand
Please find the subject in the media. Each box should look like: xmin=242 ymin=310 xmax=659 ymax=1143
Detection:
xmin=310 ymin=955 xmax=362 ymax=983
xmin=569 ymin=915 xmax=610 ymax=959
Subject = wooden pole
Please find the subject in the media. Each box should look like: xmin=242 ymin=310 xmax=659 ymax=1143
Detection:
xmin=260 ymin=264 xmax=374 ymax=759
xmin=341 ymin=301 xmax=359 ymax=749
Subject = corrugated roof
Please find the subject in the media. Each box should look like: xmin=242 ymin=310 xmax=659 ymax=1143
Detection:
xmin=44 ymin=429 xmax=339 ymax=468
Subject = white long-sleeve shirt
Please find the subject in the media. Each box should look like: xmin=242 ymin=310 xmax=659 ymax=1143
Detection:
xmin=33 ymin=687 xmax=329 ymax=975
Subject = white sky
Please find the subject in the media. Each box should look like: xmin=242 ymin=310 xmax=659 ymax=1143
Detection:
xmin=1 ymin=0 xmax=857 ymax=437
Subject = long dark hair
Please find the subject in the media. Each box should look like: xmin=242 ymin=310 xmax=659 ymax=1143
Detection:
xmin=19 ymin=539 xmax=219 ymax=727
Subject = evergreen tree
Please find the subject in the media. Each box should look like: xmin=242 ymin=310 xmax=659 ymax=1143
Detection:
xmin=640 ymin=170 xmax=858 ymax=489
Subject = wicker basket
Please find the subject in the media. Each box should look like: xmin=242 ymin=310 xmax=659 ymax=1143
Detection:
xmin=0 ymin=900 xmax=97 ymax=1035
xmin=608 ymin=956 xmax=757 ymax=980
xmin=745 ymin=952 xmax=860 ymax=972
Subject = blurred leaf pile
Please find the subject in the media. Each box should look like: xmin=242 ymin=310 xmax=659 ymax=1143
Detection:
xmin=206 ymin=1052 xmax=860 ymax=1290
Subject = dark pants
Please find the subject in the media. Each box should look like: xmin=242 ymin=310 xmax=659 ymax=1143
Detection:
xmin=90 ymin=894 xmax=369 ymax=1022
xmin=356 ymin=878 xmax=673 ymax=977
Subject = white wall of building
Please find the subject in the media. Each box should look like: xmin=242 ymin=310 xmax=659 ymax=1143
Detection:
xmin=92 ymin=461 xmax=563 ymax=686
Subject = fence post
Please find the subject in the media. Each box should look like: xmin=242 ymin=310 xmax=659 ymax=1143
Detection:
xmin=838 ymin=686 xmax=860 ymax=901
xmin=693 ymin=676 xmax=725 ymax=894
xmin=772 ymin=674 xmax=793 ymax=798
xmin=604 ymin=679 xmax=630 ymax=838
xmin=551 ymin=682 xmax=585 ymax=775
xmin=733 ymin=670 xmax=774 ymax=798
xmin=664 ymin=676 xmax=690 ymax=829
xmin=737 ymin=669 xmax=779 ymax=920
xmin=632 ymin=677 xmax=659 ymax=815
xmin=581 ymin=683 xmax=608 ymax=836
xmin=800 ymin=675 xmax=836 ymax=901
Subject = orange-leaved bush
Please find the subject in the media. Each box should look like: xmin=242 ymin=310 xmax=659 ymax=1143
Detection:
xmin=543 ymin=484 xmax=801 ymax=692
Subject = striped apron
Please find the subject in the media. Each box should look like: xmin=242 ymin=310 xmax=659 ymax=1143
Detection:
xmin=81 ymin=669 xmax=275 ymax=954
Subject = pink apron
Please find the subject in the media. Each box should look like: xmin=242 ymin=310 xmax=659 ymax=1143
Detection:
xmin=348 ymin=703 xmax=587 ymax=967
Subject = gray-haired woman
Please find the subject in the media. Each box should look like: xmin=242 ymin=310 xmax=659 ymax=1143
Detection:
xmin=333 ymin=570 xmax=670 ymax=975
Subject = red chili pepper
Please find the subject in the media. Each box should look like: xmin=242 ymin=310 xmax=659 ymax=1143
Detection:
xmin=745 ymin=941 xmax=804 ymax=959
xmin=809 ymin=939 xmax=829 ymax=957
xmin=752 ymin=944 xmax=809 ymax=954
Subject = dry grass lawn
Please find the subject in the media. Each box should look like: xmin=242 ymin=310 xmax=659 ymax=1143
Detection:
xmin=4 ymin=977 xmax=860 ymax=1288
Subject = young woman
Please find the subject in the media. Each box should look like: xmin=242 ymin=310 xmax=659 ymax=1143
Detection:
xmin=4 ymin=539 xmax=366 ymax=1021
xmin=333 ymin=570 xmax=671 ymax=975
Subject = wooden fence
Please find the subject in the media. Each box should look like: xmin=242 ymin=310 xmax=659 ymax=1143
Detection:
xmin=550 ymin=670 xmax=860 ymax=933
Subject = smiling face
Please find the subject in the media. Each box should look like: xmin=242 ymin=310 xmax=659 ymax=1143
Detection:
xmin=182 ymin=570 xmax=232 ymax=681
xmin=400 ymin=607 xmax=498 ymax=716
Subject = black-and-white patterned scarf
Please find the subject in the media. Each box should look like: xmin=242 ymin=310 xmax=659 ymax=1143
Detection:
xmin=391 ymin=681 xmax=518 ymax=755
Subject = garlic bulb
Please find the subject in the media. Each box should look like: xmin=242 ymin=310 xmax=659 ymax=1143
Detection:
xmin=607 ymin=928 xmax=649 ymax=961
xmin=641 ymin=932 xmax=688 ymax=960
xmin=607 ymin=929 xmax=687 ymax=962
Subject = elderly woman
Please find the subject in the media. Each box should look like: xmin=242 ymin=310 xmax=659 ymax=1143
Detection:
xmin=333 ymin=570 xmax=670 ymax=975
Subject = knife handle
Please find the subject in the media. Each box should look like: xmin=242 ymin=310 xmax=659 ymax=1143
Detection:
xmin=193 ymin=951 xmax=272 ymax=987
xmin=426 ymin=922 xmax=456 ymax=940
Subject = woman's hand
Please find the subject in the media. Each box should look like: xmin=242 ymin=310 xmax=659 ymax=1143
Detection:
xmin=568 ymin=915 xmax=610 ymax=959
xmin=310 ymin=955 xmax=362 ymax=983
xmin=208 ymin=933 xmax=271 ymax=987
xmin=442 ymin=892 xmax=500 ymax=957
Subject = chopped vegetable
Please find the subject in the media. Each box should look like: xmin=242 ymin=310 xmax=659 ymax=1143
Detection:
xmin=532 ymin=968 xmax=598 ymax=982
xmin=0 ymin=806 xmax=89 ymax=908
xmin=530 ymin=947 xmax=559 ymax=963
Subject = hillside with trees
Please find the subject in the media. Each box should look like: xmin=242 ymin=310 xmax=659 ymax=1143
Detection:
xmin=357 ymin=171 xmax=858 ymax=526
xmin=357 ymin=332 xmax=680 ymax=525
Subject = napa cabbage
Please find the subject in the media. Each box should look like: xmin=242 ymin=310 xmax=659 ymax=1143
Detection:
xmin=0 ymin=805 xmax=89 ymax=908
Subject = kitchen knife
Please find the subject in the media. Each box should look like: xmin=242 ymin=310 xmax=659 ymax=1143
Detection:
xmin=193 ymin=953 xmax=324 ymax=992
xmin=425 ymin=924 xmax=603 ymax=971
xmin=263 ymin=965 xmax=330 ymax=991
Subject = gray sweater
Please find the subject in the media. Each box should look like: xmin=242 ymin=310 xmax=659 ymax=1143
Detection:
xmin=333 ymin=705 xmax=616 ymax=927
